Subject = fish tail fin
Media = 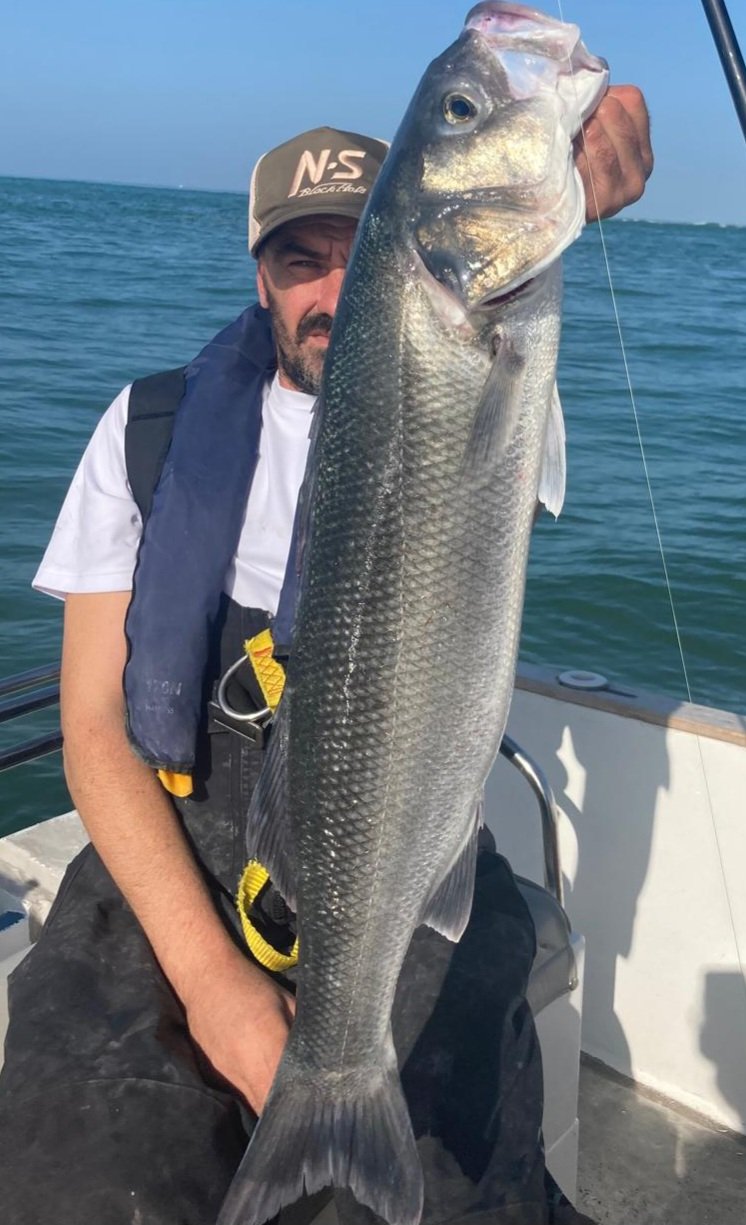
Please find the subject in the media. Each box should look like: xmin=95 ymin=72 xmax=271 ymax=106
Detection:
xmin=217 ymin=1041 xmax=423 ymax=1225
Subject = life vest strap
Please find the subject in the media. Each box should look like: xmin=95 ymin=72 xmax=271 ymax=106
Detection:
xmin=244 ymin=628 xmax=286 ymax=712
xmin=159 ymin=628 xmax=296 ymax=970
xmin=237 ymin=859 xmax=299 ymax=972
xmin=157 ymin=769 xmax=193 ymax=798
xmin=235 ymin=629 xmax=295 ymax=968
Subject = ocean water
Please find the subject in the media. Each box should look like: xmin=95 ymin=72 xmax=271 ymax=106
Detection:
xmin=1 ymin=175 xmax=744 ymax=834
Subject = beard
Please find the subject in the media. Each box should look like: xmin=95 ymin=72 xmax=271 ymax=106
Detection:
xmin=263 ymin=287 xmax=333 ymax=396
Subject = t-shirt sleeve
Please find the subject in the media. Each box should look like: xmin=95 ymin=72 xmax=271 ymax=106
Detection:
xmin=33 ymin=385 xmax=142 ymax=600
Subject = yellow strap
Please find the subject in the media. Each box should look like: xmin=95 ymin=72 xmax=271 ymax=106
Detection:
xmin=245 ymin=629 xmax=286 ymax=712
xmin=158 ymin=770 xmax=193 ymax=798
xmin=237 ymin=860 xmax=299 ymax=973
xmin=237 ymin=634 xmax=292 ymax=968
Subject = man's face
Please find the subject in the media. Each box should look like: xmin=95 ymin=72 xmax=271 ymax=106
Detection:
xmin=256 ymin=215 xmax=357 ymax=396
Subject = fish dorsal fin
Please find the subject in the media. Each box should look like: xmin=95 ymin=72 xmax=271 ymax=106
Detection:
xmin=464 ymin=336 xmax=525 ymax=474
xmin=537 ymin=382 xmax=566 ymax=518
xmin=421 ymin=803 xmax=482 ymax=942
xmin=244 ymin=697 xmax=296 ymax=910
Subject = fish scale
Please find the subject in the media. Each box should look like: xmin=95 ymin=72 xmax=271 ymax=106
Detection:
xmin=217 ymin=6 xmax=607 ymax=1225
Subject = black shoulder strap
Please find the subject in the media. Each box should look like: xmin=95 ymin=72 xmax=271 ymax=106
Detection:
xmin=125 ymin=366 xmax=186 ymax=522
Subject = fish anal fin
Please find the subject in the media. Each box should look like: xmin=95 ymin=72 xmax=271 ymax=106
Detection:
xmin=421 ymin=814 xmax=481 ymax=943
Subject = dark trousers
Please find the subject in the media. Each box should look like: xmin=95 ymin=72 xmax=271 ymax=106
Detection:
xmin=0 ymin=835 xmax=589 ymax=1225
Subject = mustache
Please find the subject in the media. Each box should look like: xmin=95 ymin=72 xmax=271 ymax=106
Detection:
xmin=296 ymin=313 xmax=334 ymax=344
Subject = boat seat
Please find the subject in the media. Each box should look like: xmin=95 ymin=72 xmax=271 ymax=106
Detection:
xmin=488 ymin=735 xmax=584 ymax=1201
xmin=478 ymin=818 xmax=576 ymax=1019
xmin=517 ymin=875 xmax=576 ymax=1017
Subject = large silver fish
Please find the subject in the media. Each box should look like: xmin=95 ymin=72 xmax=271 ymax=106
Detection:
xmin=220 ymin=6 xmax=607 ymax=1225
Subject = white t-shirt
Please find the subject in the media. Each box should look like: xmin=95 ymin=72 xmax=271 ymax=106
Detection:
xmin=33 ymin=374 xmax=316 ymax=615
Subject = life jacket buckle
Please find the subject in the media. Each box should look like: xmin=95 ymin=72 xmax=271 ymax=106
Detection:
xmin=208 ymin=650 xmax=274 ymax=746
xmin=216 ymin=653 xmax=273 ymax=725
xmin=208 ymin=702 xmax=268 ymax=747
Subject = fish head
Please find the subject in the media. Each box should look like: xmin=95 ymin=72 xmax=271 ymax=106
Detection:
xmin=402 ymin=1 xmax=608 ymax=313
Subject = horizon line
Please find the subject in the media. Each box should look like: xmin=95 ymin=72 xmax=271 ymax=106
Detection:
xmin=1 ymin=170 xmax=743 ymax=230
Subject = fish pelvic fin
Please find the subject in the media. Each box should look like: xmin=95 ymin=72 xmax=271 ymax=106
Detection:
xmin=217 ymin=1040 xmax=423 ymax=1225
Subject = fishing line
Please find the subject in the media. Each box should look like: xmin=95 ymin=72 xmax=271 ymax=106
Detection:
xmin=555 ymin=1 xmax=746 ymax=995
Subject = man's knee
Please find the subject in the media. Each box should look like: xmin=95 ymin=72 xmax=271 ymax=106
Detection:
xmin=0 ymin=1078 xmax=248 ymax=1225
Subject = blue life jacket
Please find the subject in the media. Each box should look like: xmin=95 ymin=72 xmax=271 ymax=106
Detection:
xmin=124 ymin=304 xmax=280 ymax=772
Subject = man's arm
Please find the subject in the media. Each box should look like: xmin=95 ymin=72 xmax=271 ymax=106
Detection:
xmin=579 ymin=85 xmax=654 ymax=222
xmin=61 ymin=590 xmax=294 ymax=1114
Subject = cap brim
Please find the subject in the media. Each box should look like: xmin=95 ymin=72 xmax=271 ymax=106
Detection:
xmin=250 ymin=199 xmax=370 ymax=257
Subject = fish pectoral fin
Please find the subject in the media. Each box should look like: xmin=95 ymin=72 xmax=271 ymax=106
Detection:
xmin=421 ymin=815 xmax=481 ymax=943
xmin=216 ymin=1039 xmax=423 ymax=1225
xmin=537 ymin=382 xmax=567 ymax=519
xmin=244 ymin=697 xmax=296 ymax=910
xmin=464 ymin=335 xmax=526 ymax=473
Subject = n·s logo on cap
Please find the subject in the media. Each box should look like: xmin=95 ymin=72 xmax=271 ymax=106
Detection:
xmin=288 ymin=149 xmax=367 ymax=199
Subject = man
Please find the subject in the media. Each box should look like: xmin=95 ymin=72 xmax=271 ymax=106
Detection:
xmin=0 ymin=88 xmax=652 ymax=1225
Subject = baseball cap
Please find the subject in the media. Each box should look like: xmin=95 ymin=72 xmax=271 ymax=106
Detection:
xmin=248 ymin=126 xmax=389 ymax=256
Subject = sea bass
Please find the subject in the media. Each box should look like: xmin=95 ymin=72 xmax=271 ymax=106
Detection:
xmin=220 ymin=6 xmax=607 ymax=1225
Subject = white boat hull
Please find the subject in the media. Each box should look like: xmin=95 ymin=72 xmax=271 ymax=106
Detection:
xmin=487 ymin=664 xmax=746 ymax=1136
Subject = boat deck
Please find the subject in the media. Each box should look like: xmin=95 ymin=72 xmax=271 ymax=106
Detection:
xmin=576 ymin=1057 xmax=745 ymax=1225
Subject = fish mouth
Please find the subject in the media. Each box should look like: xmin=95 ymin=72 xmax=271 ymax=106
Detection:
xmin=413 ymin=3 xmax=607 ymax=313
xmin=478 ymin=275 xmax=535 ymax=310
xmin=410 ymin=2 xmax=610 ymax=316
xmin=466 ymin=2 xmax=578 ymax=41
xmin=459 ymin=2 xmax=609 ymax=147
xmin=464 ymin=2 xmax=609 ymax=108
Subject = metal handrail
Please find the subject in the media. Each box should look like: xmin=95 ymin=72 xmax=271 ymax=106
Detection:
xmin=0 ymin=664 xmax=61 ymax=701
xmin=499 ymin=732 xmax=564 ymax=908
xmin=1 ymin=732 xmax=64 ymax=773
xmin=0 ymin=685 xmax=61 ymax=726
xmin=0 ymin=664 xmax=62 ymax=774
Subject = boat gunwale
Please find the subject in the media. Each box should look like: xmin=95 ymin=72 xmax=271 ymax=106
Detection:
xmin=515 ymin=662 xmax=746 ymax=747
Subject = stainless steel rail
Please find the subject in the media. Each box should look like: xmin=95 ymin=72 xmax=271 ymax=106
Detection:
xmin=0 ymin=686 xmax=61 ymax=725
xmin=499 ymin=732 xmax=564 ymax=908
xmin=0 ymin=666 xmax=61 ymax=773
xmin=0 ymin=664 xmax=61 ymax=701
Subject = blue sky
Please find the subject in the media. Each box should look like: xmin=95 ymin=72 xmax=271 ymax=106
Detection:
xmin=2 ymin=0 xmax=745 ymax=224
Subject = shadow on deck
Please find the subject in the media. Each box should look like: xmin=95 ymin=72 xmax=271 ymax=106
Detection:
xmin=576 ymin=1057 xmax=745 ymax=1225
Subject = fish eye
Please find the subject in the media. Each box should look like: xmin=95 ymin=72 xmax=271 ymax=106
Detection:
xmin=442 ymin=92 xmax=478 ymax=124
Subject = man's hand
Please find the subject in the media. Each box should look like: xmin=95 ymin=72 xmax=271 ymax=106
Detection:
xmin=576 ymin=85 xmax=654 ymax=222
xmin=183 ymin=949 xmax=296 ymax=1115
